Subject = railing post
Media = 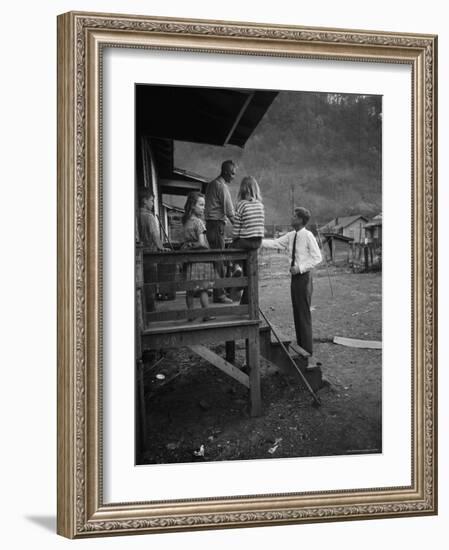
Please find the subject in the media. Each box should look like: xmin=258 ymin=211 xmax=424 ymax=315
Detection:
xmin=247 ymin=249 xmax=259 ymax=320
xmin=135 ymin=243 xmax=147 ymax=457
xmin=246 ymin=249 xmax=261 ymax=416
xmin=136 ymin=243 xmax=144 ymax=349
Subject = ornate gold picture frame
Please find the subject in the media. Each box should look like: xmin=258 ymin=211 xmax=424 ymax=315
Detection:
xmin=57 ymin=11 xmax=437 ymax=538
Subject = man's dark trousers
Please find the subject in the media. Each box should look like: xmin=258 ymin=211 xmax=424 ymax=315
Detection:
xmin=290 ymin=271 xmax=313 ymax=354
xmin=206 ymin=219 xmax=226 ymax=301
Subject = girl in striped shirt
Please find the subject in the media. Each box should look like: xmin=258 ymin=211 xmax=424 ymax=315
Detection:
xmin=231 ymin=176 xmax=265 ymax=304
xmin=232 ymin=176 xmax=265 ymax=246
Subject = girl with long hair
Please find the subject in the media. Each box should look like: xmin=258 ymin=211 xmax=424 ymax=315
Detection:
xmin=232 ymin=176 xmax=265 ymax=304
xmin=182 ymin=192 xmax=216 ymax=321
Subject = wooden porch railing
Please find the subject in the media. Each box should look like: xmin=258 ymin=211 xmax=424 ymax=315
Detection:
xmin=138 ymin=248 xmax=258 ymax=322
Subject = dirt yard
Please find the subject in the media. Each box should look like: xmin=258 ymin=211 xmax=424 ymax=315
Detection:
xmin=139 ymin=251 xmax=382 ymax=465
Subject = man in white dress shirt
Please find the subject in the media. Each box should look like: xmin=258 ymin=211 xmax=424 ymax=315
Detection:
xmin=262 ymin=207 xmax=322 ymax=356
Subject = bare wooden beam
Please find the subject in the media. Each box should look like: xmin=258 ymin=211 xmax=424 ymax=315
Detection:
xmin=223 ymin=92 xmax=255 ymax=145
xmin=146 ymin=305 xmax=248 ymax=323
xmin=143 ymin=250 xmax=248 ymax=264
xmin=247 ymin=249 xmax=259 ymax=321
xmin=145 ymin=277 xmax=247 ymax=293
xmin=143 ymin=318 xmax=259 ymax=335
xmin=188 ymin=345 xmax=249 ymax=388
xmin=333 ymin=336 xmax=382 ymax=349
xmin=136 ymin=360 xmax=147 ymax=457
xmin=247 ymin=333 xmax=262 ymax=416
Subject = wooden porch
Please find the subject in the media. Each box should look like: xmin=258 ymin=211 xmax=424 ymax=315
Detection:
xmin=136 ymin=247 xmax=262 ymax=451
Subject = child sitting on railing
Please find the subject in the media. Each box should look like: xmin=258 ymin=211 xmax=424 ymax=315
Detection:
xmin=182 ymin=192 xmax=216 ymax=322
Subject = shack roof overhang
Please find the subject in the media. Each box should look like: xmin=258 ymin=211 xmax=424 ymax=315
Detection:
xmin=136 ymin=84 xmax=278 ymax=147
xmin=319 ymin=215 xmax=369 ymax=232
xmin=321 ymin=233 xmax=354 ymax=243
xmin=160 ymin=178 xmax=202 ymax=196
xmin=159 ymin=167 xmax=207 ymax=196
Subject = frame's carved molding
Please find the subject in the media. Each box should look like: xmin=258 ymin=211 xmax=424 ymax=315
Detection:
xmin=57 ymin=11 xmax=437 ymax=538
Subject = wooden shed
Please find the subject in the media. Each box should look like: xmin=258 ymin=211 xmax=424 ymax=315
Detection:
xmin=321 ymin=233 xmax=354 ymax=264
xmin=320 ymin=215 xmax=369 ymax=242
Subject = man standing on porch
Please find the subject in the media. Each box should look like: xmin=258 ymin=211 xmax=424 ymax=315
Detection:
xmin=203 ymin=160 xmax=237 ymax=304
xmin=262 ymin=207 xmax=322 ymax=356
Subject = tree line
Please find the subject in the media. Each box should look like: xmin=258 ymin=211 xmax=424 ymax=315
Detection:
xmin=175 ymin=90 xmax=382 ymax=225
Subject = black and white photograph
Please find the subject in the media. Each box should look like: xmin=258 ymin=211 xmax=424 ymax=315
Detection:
xmin=1 ymin=0 xmax=443 ymax=544
xmin=135 ymin=84 xmax=382 ymax=465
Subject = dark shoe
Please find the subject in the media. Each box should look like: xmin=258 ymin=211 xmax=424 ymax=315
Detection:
xmin=202 ymin=316 xmax=216 ymax=322
xmin=306 ymin=361 xmax=322 ymax=371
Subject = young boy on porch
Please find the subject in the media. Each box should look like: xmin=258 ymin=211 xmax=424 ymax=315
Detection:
xmin=137 ymin=189 xmax=164 ymax=312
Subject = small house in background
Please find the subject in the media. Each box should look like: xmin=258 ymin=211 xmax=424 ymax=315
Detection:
xmin=318 ymin=214 xmax=382 ymax=268
xmin=320 ymin=233 xmax=354 ymax=264
xmin=320 ymin=214 xmax=369 ymax=242
xmin=365 ymin=213 xmax=382 ymax=246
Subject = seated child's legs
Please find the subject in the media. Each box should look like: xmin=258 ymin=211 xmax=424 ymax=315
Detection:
xmin=199 ymin=290 xmax=209 ymax=309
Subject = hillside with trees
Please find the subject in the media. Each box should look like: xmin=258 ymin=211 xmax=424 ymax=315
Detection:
xmin=175 ymin=90 xmax=382 ymax=225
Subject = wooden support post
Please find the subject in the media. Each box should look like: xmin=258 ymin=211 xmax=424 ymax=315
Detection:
xmin=248 ymin=332 xmax=262 ymax=416
xmin=247 ymin=250 xmax=259 ymax=319
xmin=136 ymin=244 xmax=145 ymax=334
xmin=247 ymin=250 xmax=262 ymax=416
xmin=135 ymin=245 xmax=149 ymax=459
xmin=136 ymin=359 xmax=147 ymax=459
